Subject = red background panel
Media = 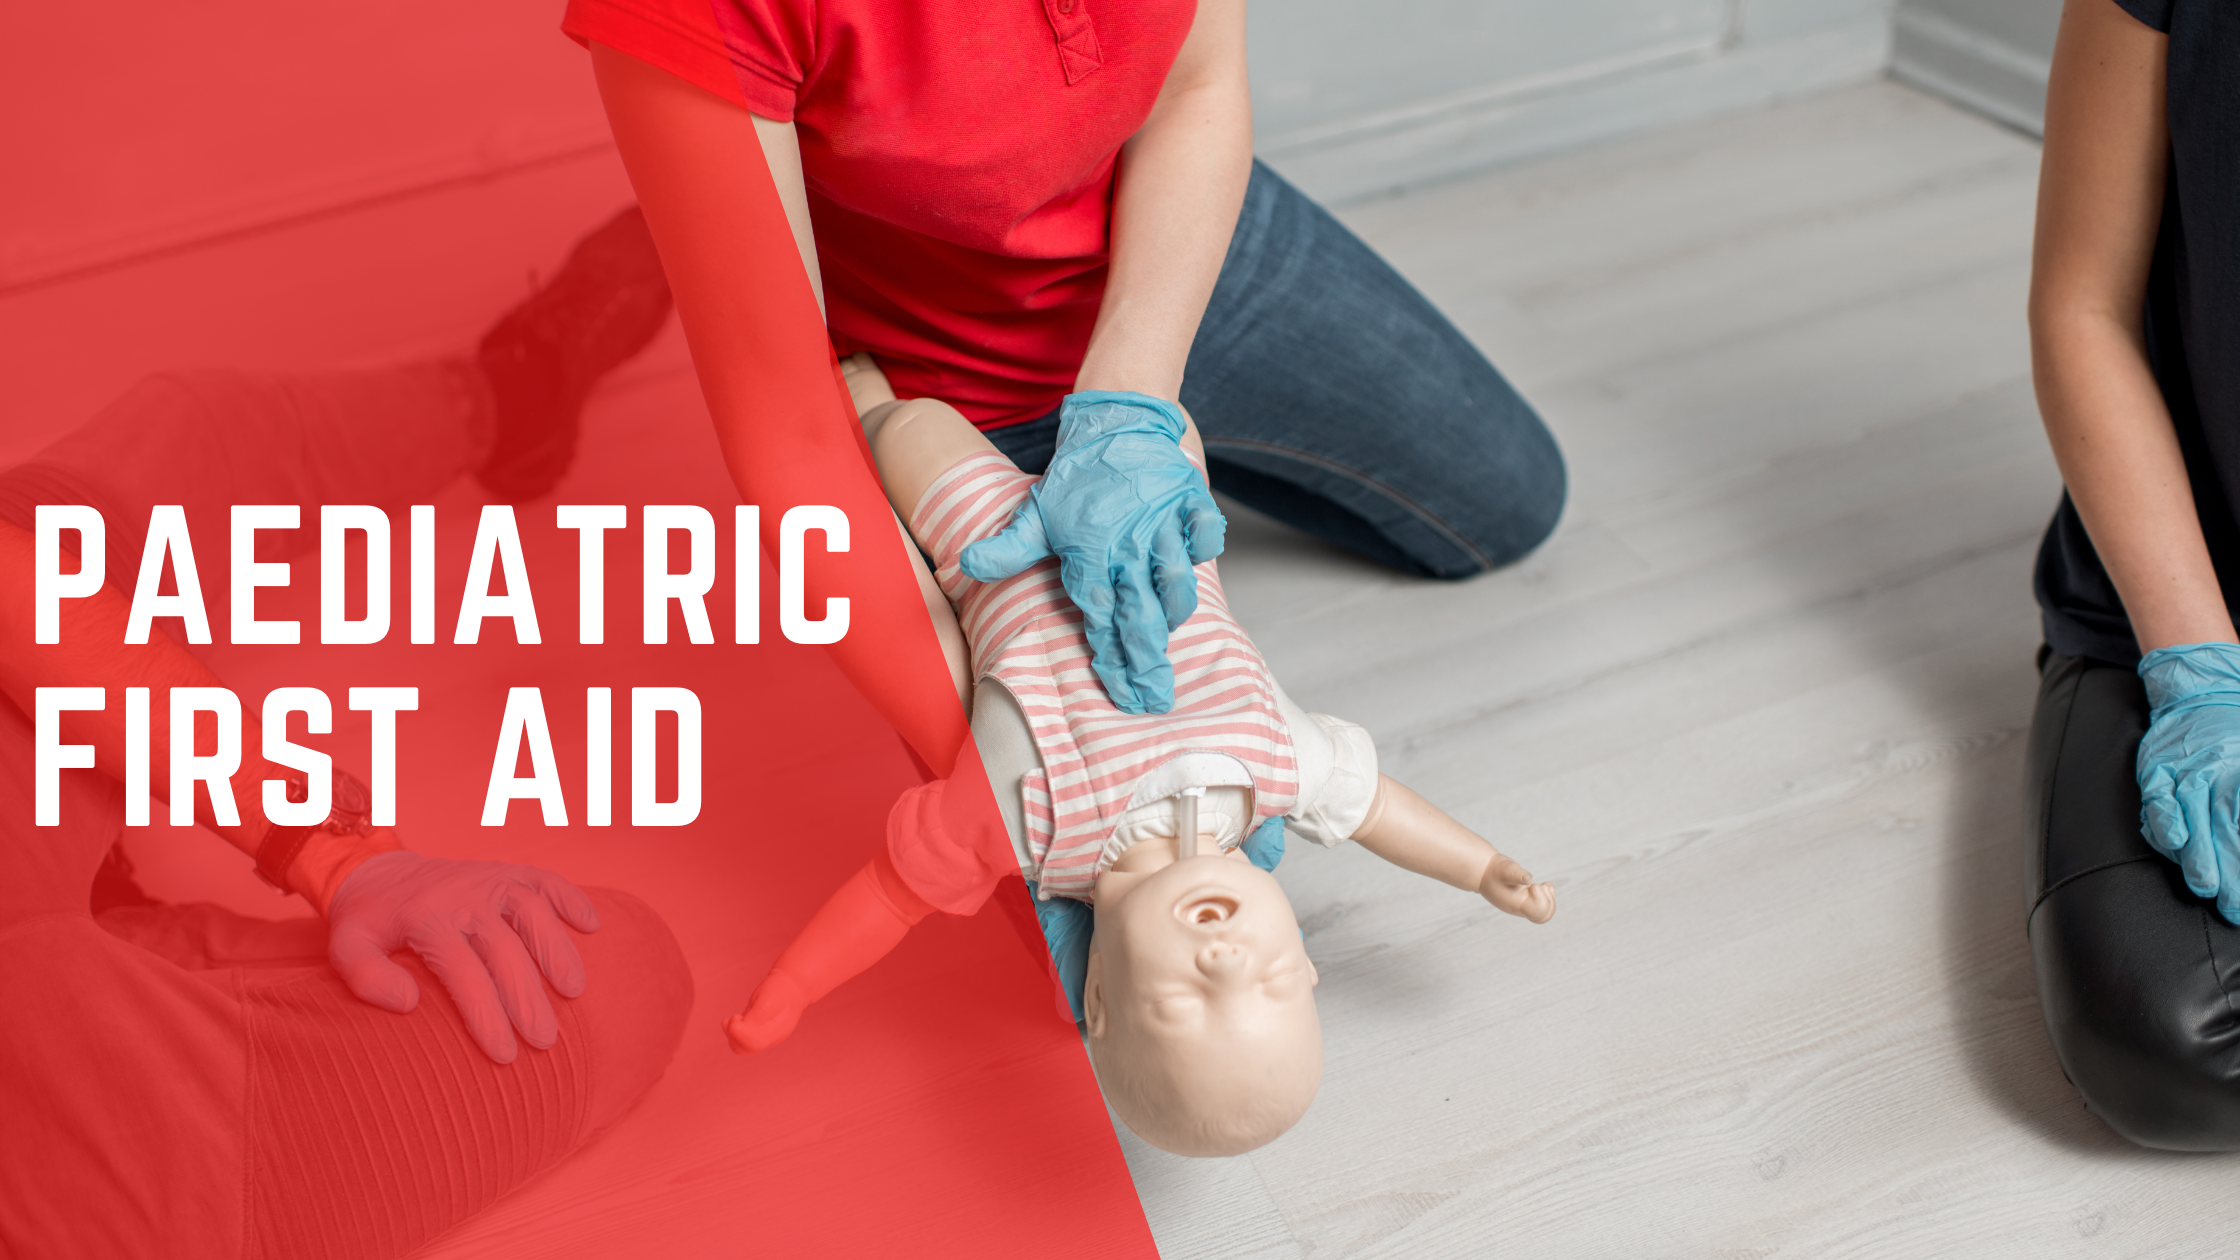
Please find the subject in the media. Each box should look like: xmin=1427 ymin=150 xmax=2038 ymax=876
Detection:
xmin=2 ymin=2 xmax=1159 ymax=1254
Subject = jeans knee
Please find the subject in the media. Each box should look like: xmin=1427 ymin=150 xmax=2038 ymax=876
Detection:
xmin=1453 ymin=430 xmax=1565 ymax=575
xmin=569 ymin=888 xmax=695 ymax=1134
xmin=1493 ymin=442 xmax=1567 ymax=566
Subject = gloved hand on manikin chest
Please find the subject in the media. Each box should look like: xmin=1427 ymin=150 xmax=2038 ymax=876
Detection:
xmin=960 ymin=391 xmax=1226 ymax=715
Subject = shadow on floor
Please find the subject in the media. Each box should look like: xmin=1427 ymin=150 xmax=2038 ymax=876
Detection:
xmin=1929 ymin=696 xmax=2148 ymax=1157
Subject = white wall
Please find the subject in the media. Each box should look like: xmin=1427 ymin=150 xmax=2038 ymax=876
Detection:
xmin=1891 ymin=0 xmax=2060 ymax=134
xmin=2 ymin=1 xmax=1913 ymax=302
xmin=1 ymin=0 xmax=611 ymax=294
xmin=1253 ymin=0 xmax=1899 ymax=203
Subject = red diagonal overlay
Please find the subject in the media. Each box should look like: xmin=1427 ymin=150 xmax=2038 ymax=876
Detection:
xmin=1 ymin=0 xmax=1158 ymax=1250
xmin=394 ymin=472 xmax=1154 ymax=1258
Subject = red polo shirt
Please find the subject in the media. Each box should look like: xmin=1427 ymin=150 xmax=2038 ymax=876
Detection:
xmin=564 ymin=0 xmax=1197 ymax=428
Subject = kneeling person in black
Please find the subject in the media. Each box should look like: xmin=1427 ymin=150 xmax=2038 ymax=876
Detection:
xmin=2027 ymin=0 xmax=2240 ymax=1149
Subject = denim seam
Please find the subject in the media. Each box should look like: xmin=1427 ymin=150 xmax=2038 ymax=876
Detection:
xmin=1202 ymin=436 xmax=1497 ymax=572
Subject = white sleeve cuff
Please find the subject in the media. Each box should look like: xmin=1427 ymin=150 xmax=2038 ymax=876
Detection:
xmin=1288 ymin=712 xmax=1380 ymax=848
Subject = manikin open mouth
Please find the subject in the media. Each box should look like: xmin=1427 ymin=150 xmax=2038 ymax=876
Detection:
xmin=1178 ymin=890 xmax=1240 ymax=926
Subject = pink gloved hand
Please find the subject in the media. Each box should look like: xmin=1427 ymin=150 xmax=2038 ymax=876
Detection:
xmin=325 ymin=850 xmax=603 ymax=1063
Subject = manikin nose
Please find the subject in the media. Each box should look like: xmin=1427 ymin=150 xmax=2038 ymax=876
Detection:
xmin=1196 ymin=940 xmax=1249 ymax=981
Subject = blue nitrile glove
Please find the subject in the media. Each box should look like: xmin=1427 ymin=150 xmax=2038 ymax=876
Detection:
xmin=1242 ymin=815 xmax=1286 ymax=871
xmin=1030 ymin=881 xmax=1094 ymax=1024
xmin=960 ymin=391 xmax=1226 ymax=715
xmin=2138 ymin=641 xmax=2240 ymax=924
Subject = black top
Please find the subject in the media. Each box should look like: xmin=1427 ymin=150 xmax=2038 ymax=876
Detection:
xmin=2035 ymin=0 xmax=2240 ymax=665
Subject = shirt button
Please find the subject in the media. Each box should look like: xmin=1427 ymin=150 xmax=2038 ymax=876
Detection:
xmin=1058 ymin=0 xmax=1074 ymax=12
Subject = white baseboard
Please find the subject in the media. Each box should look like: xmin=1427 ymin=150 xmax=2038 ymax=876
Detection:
xmin=1258 ymin=19 xmax=1894 ymax=206
xmin=1889 ymin=8 xmax=2049 ymax=136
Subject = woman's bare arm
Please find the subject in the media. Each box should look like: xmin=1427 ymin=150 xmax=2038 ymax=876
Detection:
xmin=2032 ymin=0 xmax=2230 ymax=651
xmin=592 ymin=44 xmax=976 ymax=751
xmin=1072 ymin=0 xmax=1253 ymax=399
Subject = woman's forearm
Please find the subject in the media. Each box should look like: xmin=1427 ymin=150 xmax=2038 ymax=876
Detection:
xmin=2035 ymin=315 xmax=2233 ymax=650
xmin=1073 ymin=0 xmax=1252 ymax=400
xmin=593 ymin=44 xmax=973 ymax=773
xmin=2030 ymin=0 xmax=2227 ymax=652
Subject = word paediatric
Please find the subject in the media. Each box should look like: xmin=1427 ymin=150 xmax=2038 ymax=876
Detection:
xmin=32 ymin=502 xmax=849 ymax=647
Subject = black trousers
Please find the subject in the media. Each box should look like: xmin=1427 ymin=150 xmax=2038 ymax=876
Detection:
xmin=2026 ymin=649 xmax=2240 ymax=1149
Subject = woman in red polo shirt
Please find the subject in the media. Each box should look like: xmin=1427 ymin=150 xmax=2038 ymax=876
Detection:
xmin=572 ymin=0 xmax=1565 ymax=741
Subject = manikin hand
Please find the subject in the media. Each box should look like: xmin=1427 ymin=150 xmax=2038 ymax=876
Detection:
xmin=325 ymin=850 xmax=602 ymax=1063
xmin=2137 ymin=641 xmax=2240 ymax=924
xmin=725 ymin=972 xmax=807 ymax=1055
xmin=960 ymin=391 xmax=1226 ymax=714
xmin=1479 ymin=853 xmax=1556 ymax=924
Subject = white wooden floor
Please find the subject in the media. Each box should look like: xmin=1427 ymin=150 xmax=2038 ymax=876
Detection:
xmin=12 ymin=73 xmax=2235 ymax=1260
xmin=1127 ymin=82 xmax=2240 ymax=1258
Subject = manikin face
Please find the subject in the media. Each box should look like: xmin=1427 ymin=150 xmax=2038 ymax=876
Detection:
xmin=1092 ymin=846 xmax=1320 ymax=1026
xmin=1086 ymin=837 xmax=1323 ymax=1154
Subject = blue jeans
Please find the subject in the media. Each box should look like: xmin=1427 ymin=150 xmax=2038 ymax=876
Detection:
xmin=987 ymin=160 xmax=1566 ymax=579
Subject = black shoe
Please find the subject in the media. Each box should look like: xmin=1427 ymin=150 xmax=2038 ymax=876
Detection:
xmin=475 ymin=206 xmax=672 ymax=502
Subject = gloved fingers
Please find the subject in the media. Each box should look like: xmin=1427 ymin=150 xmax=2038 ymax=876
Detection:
xmin=2214 ymin=783 xmax=2240 ymax=926
xmin=1149 ymin=527 xmax=1199 ymax=631
xmin=2177 ymin=775 xmax=2222 ymax=900
xmin=1180 ymin=492 xmax=1226 ymax=566
xmin=958 ymin=500 xmax=1053 ymax=582
xmin=329 ymin=921 xmax=421 ymax=1014
xmin=526 ymin=867 xmax=602 ymax=934
xmin=465 ymin=911 xmax=563 ymax=1051
xmin=2140 ymin=764 xmax=2186 ymax=860
xmin=1085 ymin=634 xmax=1142 ymax=715
xmin=500 ymin=883 xmax=591 ymax=1000
xmin=1066 ymin=556 xmax=1138 ymax=713
xmin=1110 ymin=563 xmax=1175 ymax=715
xmin=410 ymin=924 xmax=524 ymax=1063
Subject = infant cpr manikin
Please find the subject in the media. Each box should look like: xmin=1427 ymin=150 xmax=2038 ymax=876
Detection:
xmin=723 ymin=357 xmax=1555 ymax=1157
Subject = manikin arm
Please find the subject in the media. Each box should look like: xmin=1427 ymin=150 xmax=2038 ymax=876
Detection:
xmin=724 ymin=847 xmax=937 ymax=1054
xmin=1351 ymin=775 xmax=1554 ymax=923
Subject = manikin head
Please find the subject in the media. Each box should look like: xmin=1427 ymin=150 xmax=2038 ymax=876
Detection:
xmin=1086 ymin=839 xmax=1323 ymax=1157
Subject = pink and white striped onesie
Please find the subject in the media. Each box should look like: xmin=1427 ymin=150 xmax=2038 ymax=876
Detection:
xmin=912 ymin=452 xmax=1305 ymax=900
